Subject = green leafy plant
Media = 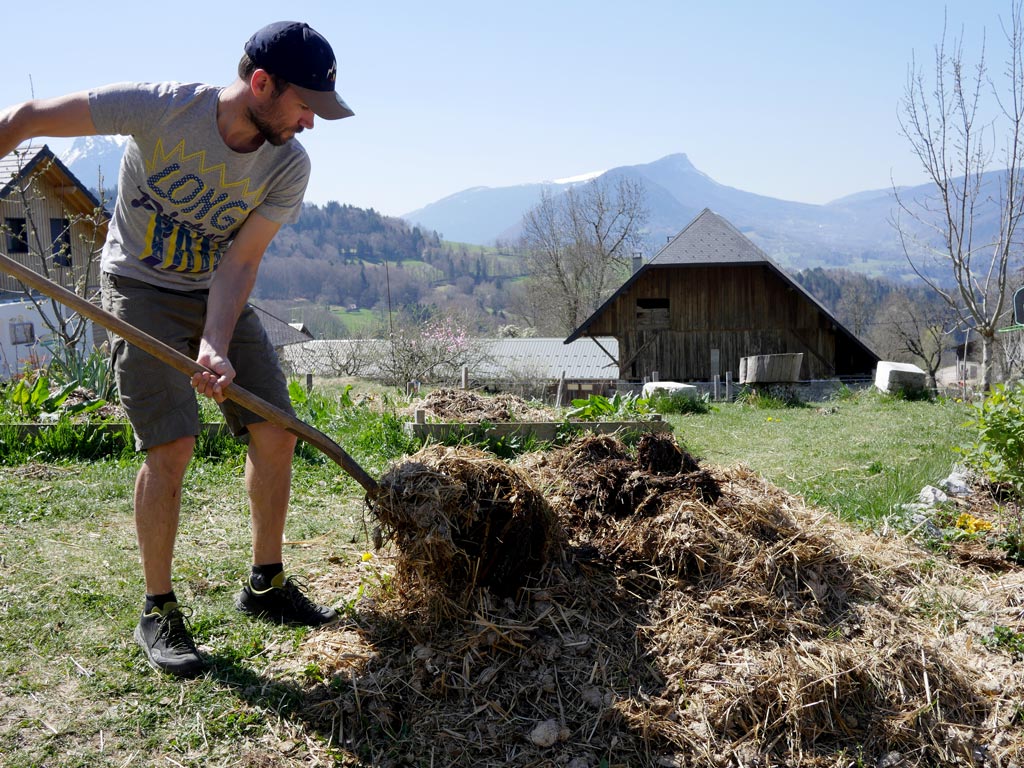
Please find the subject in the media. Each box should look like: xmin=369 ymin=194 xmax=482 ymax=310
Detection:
xmin=288 ymin=379 xmax=335 ymax=424
xmin=29 ymin=416 xmax=129 ymax=461
xmin=8 ymin=373 xmax=80 ymax=419
xmin=959 ymin=382 xmax=1024 ymax=495
xmin=46 ymin=345 xmax=117 ymax=402
xmin=567 ymin=392 xmax=653 ymax=420
xmin=434 ymin=421 xmax=548 ymax=459
xmin=286 ymin=383 xmax=414 ymax=473
xmin=994 ymin=505 xmax=1024 ymax=565
xmin=985 ymin=625 xmax=1024 ymax=658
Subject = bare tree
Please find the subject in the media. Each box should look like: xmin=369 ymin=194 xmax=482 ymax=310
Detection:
xmin=376 ymin=308 xmax=489 ymax=387
xmin=895 ymin=2 xmax=1024 ymax=390
xmin=874 ymin=290 xmax=957 ymax=387
xmin=518 ymin=176 xmax=648 ymax=336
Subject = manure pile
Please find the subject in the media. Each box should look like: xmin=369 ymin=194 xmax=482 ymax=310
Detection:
xmin=409 ymin=387 xmax=552 ymax=423
xmin=302 ymin=433 xmax=1023 ymax=768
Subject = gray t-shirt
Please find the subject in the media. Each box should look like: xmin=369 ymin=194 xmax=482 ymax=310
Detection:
xmin=89 ymin=81 xmax=310 ymax=290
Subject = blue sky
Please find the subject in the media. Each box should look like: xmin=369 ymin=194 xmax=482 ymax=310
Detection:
xmin=1 ymin=1 xmax=1012 ymax=216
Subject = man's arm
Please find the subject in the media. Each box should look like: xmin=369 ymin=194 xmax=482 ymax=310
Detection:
xmin=0 ymin=92 xmax=98 ymax=158
xmin=192 ymin=211 xmax=283 ymax=401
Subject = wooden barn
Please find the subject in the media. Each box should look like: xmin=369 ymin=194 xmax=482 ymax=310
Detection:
xmin=0 ymin=143 xmax=108 ymax=297
xmin=565 ymin=208 xmax=879 ymax=383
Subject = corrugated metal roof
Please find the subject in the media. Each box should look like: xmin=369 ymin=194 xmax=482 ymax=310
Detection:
xmin=476 ymin=337 xmax=618 ymax=379
xmin=280 ymin=337 xmax=619 ymax=379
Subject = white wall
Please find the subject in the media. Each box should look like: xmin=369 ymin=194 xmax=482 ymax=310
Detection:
xmin=0 ymin=299 xmax=80 ymax=380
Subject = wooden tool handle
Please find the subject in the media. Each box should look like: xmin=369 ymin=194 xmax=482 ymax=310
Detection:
xmin=0 ymin=253 xmax=379 ymax=495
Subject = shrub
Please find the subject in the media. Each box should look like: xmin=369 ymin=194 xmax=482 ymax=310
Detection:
xmin=648 ymin=390 xmax=714 ymax=415
xmin=959 ymin=382 xmax=1024 ymax=494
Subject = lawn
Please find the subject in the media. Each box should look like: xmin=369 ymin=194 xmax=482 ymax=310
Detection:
xmin=672 ymin=390 xmax=974 ymax=523
xmin=0 ymin=384 xmax=995 ymax=767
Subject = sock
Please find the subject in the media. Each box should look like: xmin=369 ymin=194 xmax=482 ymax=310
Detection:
xmin=144 ymin=591 xmax=177 ymax=614
xmin=250 ymin=563 xmax=284 ymax=590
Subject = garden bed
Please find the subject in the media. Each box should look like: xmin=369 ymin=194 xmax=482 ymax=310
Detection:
xmin=403 ymin=386 xmax=669 ymax=442
xmin=404 ymin=416 xmax=670 ymax=442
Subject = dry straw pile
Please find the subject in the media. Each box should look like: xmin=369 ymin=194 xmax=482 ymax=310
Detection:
xmin=407 ymin=387 xmax=554 ymax=423
xmin=301 ymin=433 xmax=1024 ymax=767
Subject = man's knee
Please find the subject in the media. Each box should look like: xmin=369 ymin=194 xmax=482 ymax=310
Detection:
xmin=247 ymin=422 xmax=298 ymax=455
xmin=143 ymin=435 xmax=196 ymax=478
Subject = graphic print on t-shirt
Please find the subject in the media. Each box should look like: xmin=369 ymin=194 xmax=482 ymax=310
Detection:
xmin=128 ymin=138 xmax=267 ymax=275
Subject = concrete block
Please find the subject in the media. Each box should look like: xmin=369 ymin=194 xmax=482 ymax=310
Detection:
xmin=740 ymin=353 xmax=803 ymax=383
xmin=642 ymin=381 xmax=699 ymax=398
xmin=875 ymin=361 xmax=927 ymax=394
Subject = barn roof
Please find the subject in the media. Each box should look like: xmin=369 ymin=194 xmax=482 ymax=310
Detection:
xmin=0 ymin=144 xmax=103 ymax=212
xmin=251 ymin=305 xmax=314 ymax=348
xmin=652 ymin=207 xmax=770 ymax=266
xmin=565 ymin=208 xmax=879 ymax=364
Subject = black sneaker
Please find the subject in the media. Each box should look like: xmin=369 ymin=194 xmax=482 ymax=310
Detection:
xmin=236 ymin=572 xmax=338 ymax=626
xmin=133 ymin=601 xmax=207 ymax=677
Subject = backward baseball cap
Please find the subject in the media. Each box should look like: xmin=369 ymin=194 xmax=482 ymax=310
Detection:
xmin=244 ymin=21 xmax=354 ymax=120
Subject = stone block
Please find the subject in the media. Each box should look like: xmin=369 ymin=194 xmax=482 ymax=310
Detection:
xmin=740 ymin=353 xmax=803 ymax=383
xmin=642 ymin=381 xmax=699 ymax=398
xmin=875 ymin=361 xmax=927 ymax=394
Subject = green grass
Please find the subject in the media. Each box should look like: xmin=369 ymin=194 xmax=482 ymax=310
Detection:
xmin=670 ymin=388 xmax=973 ymax=523
xmin=325 ymin=306 xmax=388 ymax=336
xmin=0 ymin=456 xmax=370 ymax=768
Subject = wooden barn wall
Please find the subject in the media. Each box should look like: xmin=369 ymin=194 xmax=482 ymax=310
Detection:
xmin=0 ymin=183 xmax=103 ymax=296
xmin=587 ymin=265 xmax=869 ymax=381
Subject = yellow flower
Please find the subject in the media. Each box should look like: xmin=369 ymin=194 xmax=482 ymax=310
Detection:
xmin=361 ymin=551 xmax=374 ymax=562
xmin=955 ymin=512 xmax=992 ymax=533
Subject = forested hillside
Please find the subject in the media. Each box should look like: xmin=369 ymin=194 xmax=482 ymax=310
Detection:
xmin=253 ymin=202 xmax=526 ymax=337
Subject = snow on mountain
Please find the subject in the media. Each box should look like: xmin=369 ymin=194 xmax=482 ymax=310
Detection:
xmin=550 ymin=170 xmax=606 ymax=185
xmin=60 ymin=135 xmax=128 ymax=190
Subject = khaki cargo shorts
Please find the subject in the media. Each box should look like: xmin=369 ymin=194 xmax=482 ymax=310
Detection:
xmin=100 ymin=272 xmax=295 ymax=451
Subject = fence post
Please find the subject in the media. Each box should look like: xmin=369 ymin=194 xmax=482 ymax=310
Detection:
xmin=726 ymin=371 xmax=733 ymax=401
xmin=555 ymin=370 xmax=566 ymax=407
xmin=461 ymin=365 xmax=469 ymax=389
xmin=306 ymin=373 xmax=313 ymax=393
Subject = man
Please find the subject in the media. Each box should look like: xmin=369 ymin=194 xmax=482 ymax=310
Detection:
xmin=0 ymin=21 xmax=353 ymax=677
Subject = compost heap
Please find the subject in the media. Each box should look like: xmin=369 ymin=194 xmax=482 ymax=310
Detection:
xmin=301 ymin=433 xmax=1023 ymax=767
xmin=408 ymin=387 xmax=553 ymax=423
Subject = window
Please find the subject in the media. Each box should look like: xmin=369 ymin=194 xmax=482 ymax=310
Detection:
xmin=50 ymin=218 xmax=72 ymax=267
xmin=4 ymin=217 xmax=27 ymax=253
xmin=636 ymin=297 xmax=670 ymax=330
xmin=9 ymin=320 xmax=34 ymax=345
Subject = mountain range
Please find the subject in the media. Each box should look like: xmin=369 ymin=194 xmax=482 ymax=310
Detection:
xmin=61 ymin=135 xmax=128 ymax=192
xmin=402 ymin=153 xmax=986 ymax=280
xmin=60 ymin=138 xmax=977 ymax=281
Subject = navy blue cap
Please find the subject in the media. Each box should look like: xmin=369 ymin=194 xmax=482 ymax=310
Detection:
xmin=244 ymin=21 xmax=354 ymax=120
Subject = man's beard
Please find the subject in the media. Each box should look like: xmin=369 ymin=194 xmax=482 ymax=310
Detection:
xmin=248 ymin=106 xmax=302 ymax=146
